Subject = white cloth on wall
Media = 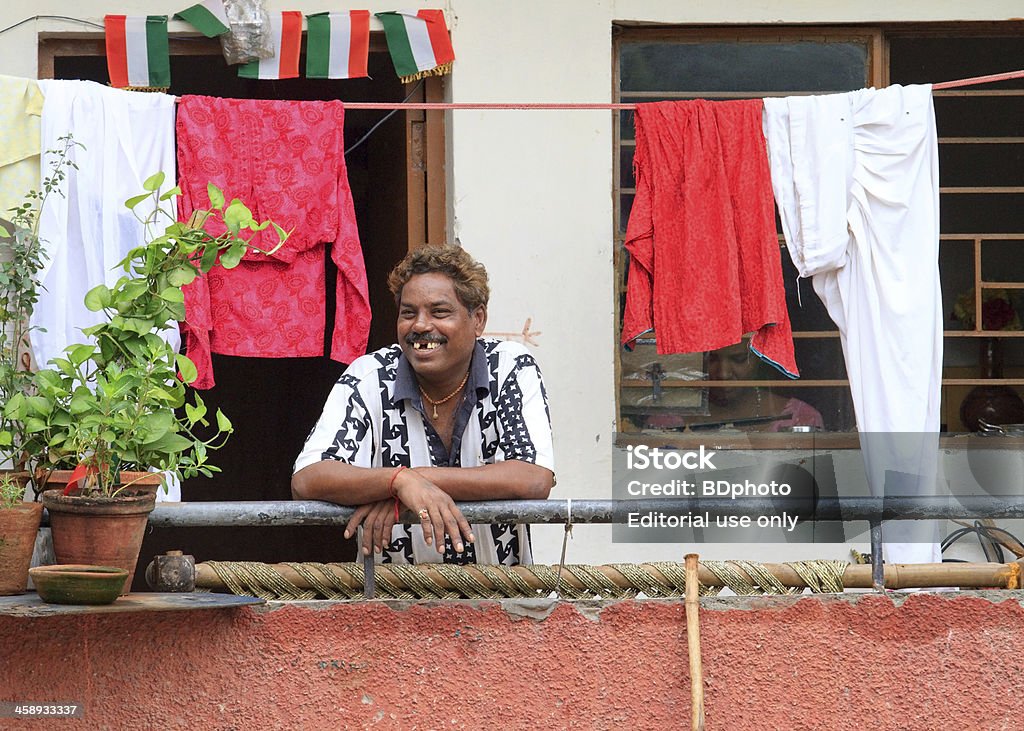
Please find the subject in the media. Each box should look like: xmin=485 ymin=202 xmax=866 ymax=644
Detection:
xmin=32 ymin=80 xmax=179 ymax=370
xmin=763 ymin=84 xmax=943 ymax=565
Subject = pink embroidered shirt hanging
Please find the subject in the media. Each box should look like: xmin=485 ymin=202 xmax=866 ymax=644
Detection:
xmin=176 ymin=95 xmax=370 ymax=388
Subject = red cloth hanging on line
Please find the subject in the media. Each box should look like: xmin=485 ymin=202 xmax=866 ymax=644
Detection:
xmin=620 ymin=98 xmax=799 ymax=378
xmin=176 ymin=95 xmax=370 ymax=388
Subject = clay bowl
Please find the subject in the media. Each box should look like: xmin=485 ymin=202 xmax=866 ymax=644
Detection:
xmin=29 ymin=565 xmax=129 ymax=605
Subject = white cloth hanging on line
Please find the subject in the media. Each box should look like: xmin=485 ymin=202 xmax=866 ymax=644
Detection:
xmin=763 ymin=83 xmax=943 ymax=564
xmin=33 ymin=79 xmax=180 ymax=369
xmin=33 ymin=80 xmax=181 ymax=501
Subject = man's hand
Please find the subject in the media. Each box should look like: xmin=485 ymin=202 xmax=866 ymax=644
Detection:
xmin=344 ymin=499 xmax=398 ymax=556
xmin=343 ymin=468 xmax=475 ymax=557
xmin=398 ymin=468 xmax=476 ymax=554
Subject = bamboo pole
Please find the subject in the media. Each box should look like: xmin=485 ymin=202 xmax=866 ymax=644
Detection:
xmin=685 ymin=554 xmax=705 ymax=731
xmin=195 ymin=560 xmax=1023 ymax=595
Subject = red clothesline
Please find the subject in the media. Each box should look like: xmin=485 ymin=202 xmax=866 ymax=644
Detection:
xmin=337 ymin=68 xmax=1024 ymax=109
xmin=164 ymin=67 xmax=1024 ymax=107
xmin=932 ymin=68 xmax=1024 ymax=90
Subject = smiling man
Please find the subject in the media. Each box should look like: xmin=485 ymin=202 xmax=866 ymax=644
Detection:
xmin=292 ymin=245 xmax=555 ymax=565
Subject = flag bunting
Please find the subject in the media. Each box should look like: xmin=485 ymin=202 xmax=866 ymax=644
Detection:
xmin=306 ymin=10 xmax=371 ymax=79
xmin=238 ymin=11 xmax=303 ymax=80
xmin=174 ymin=0 xmax=231 ymax=38
xmin=105 ymin=15 xmax=171 ymax=90
xmin=375 ymin=10 xmax=455 ymax=83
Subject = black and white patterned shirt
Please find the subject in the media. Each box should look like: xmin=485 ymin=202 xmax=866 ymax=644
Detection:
xmin=294 ymin=339 xmax=554 ymax=565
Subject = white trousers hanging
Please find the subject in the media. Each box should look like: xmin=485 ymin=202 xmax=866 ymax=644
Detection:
xmin=33 ymin=80 xmax=179 ymax=371
xmin=764 ymin=84 xmax=942 ymax=564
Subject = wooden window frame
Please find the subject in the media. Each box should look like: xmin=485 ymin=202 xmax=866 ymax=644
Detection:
xmin=613 ymin=22 xmax=1024 ymax=449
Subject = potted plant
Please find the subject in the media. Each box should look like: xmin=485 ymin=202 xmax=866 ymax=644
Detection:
xmin=0 ymin=472 xmax=40 ymax=594
xmin=0 ymin=135 xmax=80 ymax=491
xmin=2 ymin=173 xmax=285 ymax=590
xmin=0 ymin=137 xmax=80 ymax=595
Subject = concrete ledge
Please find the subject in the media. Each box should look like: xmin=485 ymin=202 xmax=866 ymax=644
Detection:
xmin=3 ymin=591 xmax=1023 ymax=728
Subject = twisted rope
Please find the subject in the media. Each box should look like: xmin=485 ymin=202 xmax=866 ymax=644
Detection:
xmin=788 ymin=560 xmax=846 ymax=594
xmin=198 ymin=560 xmax=849 ymax=600
xmin=283 ymin=562 xmax=358 ymax=600
xmin=206 ymin=560 xmax=317 ymax=600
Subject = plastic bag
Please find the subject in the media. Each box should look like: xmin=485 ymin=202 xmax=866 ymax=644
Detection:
xmin=219 ymin=0 xmax=274 ymax=65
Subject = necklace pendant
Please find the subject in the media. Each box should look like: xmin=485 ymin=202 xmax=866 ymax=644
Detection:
xmin=432 ymin=404 xmax=438 ymax=419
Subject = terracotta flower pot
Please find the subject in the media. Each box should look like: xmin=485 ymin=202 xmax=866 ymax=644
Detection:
xmin=35 ymin=469 xmax=164 ymax=497
xmin=0 ymin=501 xmax=44 ymax=595
xmin=41 ymin=487 xmax=157 ymax=595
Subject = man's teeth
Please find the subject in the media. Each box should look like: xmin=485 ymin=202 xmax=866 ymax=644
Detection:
xmin=415 ymin=341 xmax=441 ymax=350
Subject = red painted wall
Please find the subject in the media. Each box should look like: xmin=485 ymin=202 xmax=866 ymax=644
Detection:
xmin=2 ymin=592 xmax=1023 ymax=729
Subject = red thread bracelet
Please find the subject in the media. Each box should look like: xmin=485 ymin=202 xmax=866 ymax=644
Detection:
xmin=388 ymin=465 xmax=407 ymax=498
xmin=389 ymin=466 xmax=407 ymax=522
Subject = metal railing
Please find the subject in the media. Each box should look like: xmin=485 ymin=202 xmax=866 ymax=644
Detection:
xmin=143 ymin=496 xmax=1024 ymax=595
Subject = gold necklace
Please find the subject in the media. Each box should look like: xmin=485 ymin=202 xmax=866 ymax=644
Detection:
xmin=420 ymin=370 xmax=470 ymax=419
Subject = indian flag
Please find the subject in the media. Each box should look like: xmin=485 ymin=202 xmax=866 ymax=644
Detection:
xmin=376 ymin=10 xmax=455 ymax=83
xmin=238 ymin=11 xmax=302 ymax=80
xmin=174 ymin=0 xmax=230 ymax=38
xmin=105 ymin=15 xmax=171 ymax=89
xmin=306 ymin=11 xmax=370 ymax=80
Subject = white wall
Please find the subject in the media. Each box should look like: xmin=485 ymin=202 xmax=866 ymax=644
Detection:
xmin=3 ymin=1 xmax=1021 ymax=567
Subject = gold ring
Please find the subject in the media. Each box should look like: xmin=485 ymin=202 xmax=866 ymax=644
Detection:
xmin=418 ymin=508 xmax=430 ymax=521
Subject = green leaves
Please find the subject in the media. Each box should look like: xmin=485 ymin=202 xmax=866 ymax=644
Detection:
xmin=121 ymin=280 xmax=149 ymax=302
xmin=200 ymin=244 xmax=219 ymax=272
xmin=215 ymin=409 xmax=232 ymax=433
xmin=176 ymin=354 xmax=198 ymax=385
xmin=3 ymin=392 xmax=25 ymax=419
xmin=84 ymin=284 xmax=112 ymax=312
xmin=143 ymin=172 xmax=166 ymax=192
xmin=26 ymin=396 xmax=51 ymax=417
xmin=157 ymin=287 xmax=184 ymax=303
xmin=185 ymin=398 xmax=207 ymax=426
xmin=208 ymin=183 xmax=225 ymax=210
xmin=125 ymin=193 xmax=150 ymax=210
xmin=23 ymin=417 xmax=46 ymax=434
xmin=6 ymin=168 xmax=283 ymax=496
xmin=145 ymin=431 xmax=194 ymax=455
xmin=223 ymin=199 xmax=253 ymax=234
xmin=270 ymin=222 xmax=290 ymax=253
xmin=166 ymin=268 xmax=196 ymax=286
xmin=69 ymin=394 xmax=94 ymax=415
xmin=140 ymin=411 xmax=174 ymax=444
xmin=159 ymin=186 xmax=182 ymax=202
xmin=116 ymin=317 xmax=156 ymax=335
xmin=166 ymin=266 xmax=197 ymax=287
xmin=219 ymin=243 xmax=245 ymax=270
xmin=68 ymin=344 xmax=94 ymax=366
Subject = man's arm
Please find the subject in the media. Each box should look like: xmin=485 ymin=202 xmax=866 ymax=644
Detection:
xmin=413 ymin=462 xmax=553 ymax=500
xmin=291 ymin=459 xmax=551 ymax=556
xmin=292 ymin=461 xmax=478 ymax=555
xmin=290 ymin=459 xmax=552 ymax=504
xmin=291 ymin=460 xmax=400 ymax=504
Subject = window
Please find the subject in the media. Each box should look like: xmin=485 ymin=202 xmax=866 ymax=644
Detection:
xmin=614 ymin=24 xmax=1024 ymax=439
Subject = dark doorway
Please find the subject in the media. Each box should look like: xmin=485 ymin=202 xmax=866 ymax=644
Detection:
xmin=47 ymin=39 xmax=430 ymax=587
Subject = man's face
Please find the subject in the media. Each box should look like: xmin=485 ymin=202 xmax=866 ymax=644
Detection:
xmin=397 ymin=272 xmax=486 ymax=384
xmin=708 ymin=341 xmax=756 ymax=406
